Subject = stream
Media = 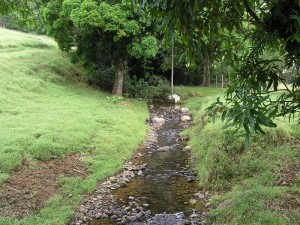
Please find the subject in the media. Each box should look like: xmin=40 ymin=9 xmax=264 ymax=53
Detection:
xmin=70 ymin=104 xmax=210 ymax=225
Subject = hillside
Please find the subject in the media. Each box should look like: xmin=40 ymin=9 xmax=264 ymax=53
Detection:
xmin=0 ymin=28 xmax=148 ymax=224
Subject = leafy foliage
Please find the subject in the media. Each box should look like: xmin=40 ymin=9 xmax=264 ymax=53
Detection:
xmin=44 ymin=0 xmax=159 ymax=95
xmin=141 ymin=0 xmax=300 ymax=137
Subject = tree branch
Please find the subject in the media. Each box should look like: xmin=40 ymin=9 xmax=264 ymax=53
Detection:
xmin=242 ymin=0 xmax=265 ymax=29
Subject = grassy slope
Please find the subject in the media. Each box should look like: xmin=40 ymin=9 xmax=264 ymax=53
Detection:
xmin=180 ymin=87 xmax=300 ymax=225
xmin=0 ymin=28 xmax=148 ymax=224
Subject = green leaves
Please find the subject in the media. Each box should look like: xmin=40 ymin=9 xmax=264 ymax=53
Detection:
xmin=128 ymin=35 xmax=158 ymax=58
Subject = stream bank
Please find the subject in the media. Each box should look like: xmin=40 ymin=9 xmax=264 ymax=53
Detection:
xmin=70 ymin=104 xmax=211 ymax=225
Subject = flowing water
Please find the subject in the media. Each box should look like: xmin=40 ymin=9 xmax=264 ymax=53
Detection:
xmin=78 ymin=104 xmax=207 ymax=225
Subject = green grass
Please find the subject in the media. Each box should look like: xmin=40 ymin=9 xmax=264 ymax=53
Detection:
xmin=183 ymin=87 xmax=300 ymax=225
xmin=0 ymin=28 xmax=148 ymax=225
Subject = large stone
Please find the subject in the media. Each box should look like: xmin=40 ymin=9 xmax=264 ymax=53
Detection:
xmin=181 ymin=115 xmax=192 ymax=122
xmin=183 ymin=146 xmax=192 ymax=152
xmin=128 ymin=216 xmax=137 ymax=222
xmin=137 ymin=170 xmax=144 ymax=176
xmin=156 ymin=146 xmax=171 ymax=152
xmin=168 ymin=94 xmax=181 ymax=103
xmin=180 ymin=107 xmax=190 ymax=113
xmin=152 ymin=117 xmax=165 ymax=123
xmin=136 ymin=211 xmax=144 ymax=219
xmin=193 ymin=192 xmax=205 ymax=199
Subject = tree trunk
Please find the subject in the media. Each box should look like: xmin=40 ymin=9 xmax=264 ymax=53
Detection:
xmin=112 ymin=59 xmax=126 ymax=95
xmin=202 ymin=57 xmax=210 ymax=87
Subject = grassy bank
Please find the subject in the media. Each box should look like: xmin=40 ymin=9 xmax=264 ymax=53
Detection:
xmin=0 ymin=28 xmax=148 ymax=224
xmin=183 ymin=87 xmax=300 ymax=225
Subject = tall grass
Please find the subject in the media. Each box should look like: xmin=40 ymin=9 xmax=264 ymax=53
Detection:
xmin=0 ymin=28 xmax=148 ymax=224
xmin=184 ymin=87 xmax=300 ymax=225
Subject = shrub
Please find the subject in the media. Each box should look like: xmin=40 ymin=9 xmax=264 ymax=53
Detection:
xmin=124 ymin=74 xmax=171 ymax=100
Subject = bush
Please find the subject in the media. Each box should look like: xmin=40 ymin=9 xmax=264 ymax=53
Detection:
xmin=86 ymin=65 xmax=116 ymax=91
xmin=124 ymin=74 xmax=171 ymax=100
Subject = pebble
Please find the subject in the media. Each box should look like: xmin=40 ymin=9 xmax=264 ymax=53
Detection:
xmin=194 ymin=192 xmax=205 ymax=199
xmin=128 ymin=196 xmax=135 ymax=200
xmin=142 ymin=203 xmax=149 ymax=208
xmin=128 ymin=215 xmax=137 ymax=222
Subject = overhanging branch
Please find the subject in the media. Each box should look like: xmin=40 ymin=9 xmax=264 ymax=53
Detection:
xmin=242 ymin=0 xmax=265 ymax=29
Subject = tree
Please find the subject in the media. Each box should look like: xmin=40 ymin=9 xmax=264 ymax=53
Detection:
xmin=44 ymin=0 xmax=158 ymax=95
xmin=140 ymin=0 xmax=300 ymax=140
xmin=0 ymin=0 xmax=48 ymax=33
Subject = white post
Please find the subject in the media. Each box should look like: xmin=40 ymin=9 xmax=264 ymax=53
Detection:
xmin=171 ymin=44 xmax=174 ymax=95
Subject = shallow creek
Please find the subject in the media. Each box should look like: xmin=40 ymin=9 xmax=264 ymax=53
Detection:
xmin=70 ymin=104 xmax=209 ymax=225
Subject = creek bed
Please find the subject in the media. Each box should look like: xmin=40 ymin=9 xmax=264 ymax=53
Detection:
xmin=70 ymin=104 xmax=209 ymax=225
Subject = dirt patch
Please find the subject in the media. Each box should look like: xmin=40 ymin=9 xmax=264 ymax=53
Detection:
xmin=276 ymin=160 xmax=300 ymax=186
xmin=0 ymin=154 xmax=87 ymax=219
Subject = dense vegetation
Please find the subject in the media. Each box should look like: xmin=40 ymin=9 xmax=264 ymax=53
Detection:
xmin=0 ymin=28 xmax=148 ymax=224
xmin=180 ymin=87 xmax=300 ymax=224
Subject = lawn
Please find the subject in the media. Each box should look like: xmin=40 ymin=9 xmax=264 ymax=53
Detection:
xmin=0 ymin=28 xmax=148 ymax=225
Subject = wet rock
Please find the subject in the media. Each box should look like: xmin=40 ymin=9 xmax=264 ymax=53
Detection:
xmin=125 ymin=206 xmax=131 ymax=211
xmin=136 ymin=211 xmax=144 ymax=219
xmin=102 ymin=213 xmax=109 ymax=218
xmin=138 ymin=170 xmax=144 ymax=176
xmin=181 ymin=116 xmax=192 ymax=122
xmin=217 ymin=199 xmax=233 ymax=209
xmin=142 ymin=203 xmax=149 ymax=208
xmin=95 ymin=213 xmax=102 ymax=219
xmin=152 ymin=117 xmax=165 ymax=123
xmin=128 ymin=215 xmax=137 ymax=222
xmin=136 ymin=206 xmax=143 ymax=212
xmin=128 ymin=196 xmax=135 ymax=201
xmin=156 ymin=146 xmax=171 ymax=152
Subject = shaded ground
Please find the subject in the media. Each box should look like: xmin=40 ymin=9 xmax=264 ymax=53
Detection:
xmin=0 ymin=154 xmax=87 ymax=219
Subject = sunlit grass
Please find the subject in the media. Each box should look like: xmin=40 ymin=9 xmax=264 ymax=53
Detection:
xmin=0 ymin=28 xmax=148 ymax=224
